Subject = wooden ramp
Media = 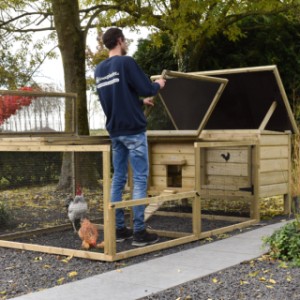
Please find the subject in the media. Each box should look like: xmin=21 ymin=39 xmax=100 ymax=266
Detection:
xmin=144 ymin=189 xmax=177 ymax=221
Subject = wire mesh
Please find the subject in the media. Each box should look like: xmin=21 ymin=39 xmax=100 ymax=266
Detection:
xmin=0 ymin=90 xmax=76 ymax=134
xmin=0 ymin=151 xmax=104 ymax=241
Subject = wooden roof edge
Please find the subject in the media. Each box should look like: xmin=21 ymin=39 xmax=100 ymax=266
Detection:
xmin=151 ymin=70 xmax=228 ymax=84
xmin=189 ymin=65 xmax=277 ymax=76
xmin=272 ymin=68 xmax=299 ymax=135
xmin=151 ymin=65 xmax=277 ymax=79
xmin=260 ymin=130 xmax=293 ymax=135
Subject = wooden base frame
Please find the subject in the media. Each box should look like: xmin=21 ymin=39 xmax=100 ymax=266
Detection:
xmin=0 ymin=185 xmax=258 ymax=261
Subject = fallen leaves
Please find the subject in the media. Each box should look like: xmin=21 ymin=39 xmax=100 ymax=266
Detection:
xmin=68 ymin=271 xmax=78 ymax=278
xmin=33 ymin=256 xmax=43 ymax=262
xmin=57 ymin=277 xmax=65 ymax=285
xmin=0 ymin=290 xmax=7 ymax=300
xmin=17 ymin=223 xmax=29 ymax=229
xmin=175 ymin=296 xmax=192 ymax=300
xmin=266 ymin=285 xmax=274 ymax=289
xmin=205 ymin=237 xmax=214 ymax=242
xmin=56 ymin=271 xmax=78 ymax=284
xmin=212 ymin=277 xmax=218 ymax=283
xmin=269 ymin=278 xmax=276 ymax=284
xmin=244 ymin=263 xmax=284 ymax=291
xmin=212 ymin=277 xmax=221 ymax=284
xmin=4 ymin=266 xmax=15 ymax=271
xmin=279 ymin=261 xmax=288 ymax=268
xmin=216 ymin=233 xmax=230 ymax=239
xmin=240 ymin=280 xmax=249 ymax=285
xmin=259 ymin=276 xmax=266 ymax=282
xmin=248 ymin=270 xmax=260 ymax=277
xmin=43 ymin=264 xmax=51 ymax=269
xmin=61 ymin=255 xmax=73 ymax=264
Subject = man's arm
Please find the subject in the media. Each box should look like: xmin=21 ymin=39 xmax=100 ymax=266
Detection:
xmin=126 ymin=57 xmax=165 ymax=96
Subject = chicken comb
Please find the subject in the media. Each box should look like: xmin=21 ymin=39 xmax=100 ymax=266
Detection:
xmin=76 ymin=185 xmax=82 ymax=195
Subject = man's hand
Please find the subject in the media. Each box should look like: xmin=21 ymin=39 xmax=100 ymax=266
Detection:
xmin=143 ymin=97 xmax=154 ymax=106
xmin=155 ymin=78 xmax=166 ymax=89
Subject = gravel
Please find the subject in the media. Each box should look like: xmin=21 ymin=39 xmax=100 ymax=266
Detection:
xmin=139 ymin=258 xmax=300 ymax=300
xmin=1 ymin=214 xmax=299 ymax=300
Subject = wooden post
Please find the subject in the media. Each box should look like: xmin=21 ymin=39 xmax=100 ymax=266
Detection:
xmin=251 ymin=144 xmax=260 ymax=221
xmin=194 ymin=142 xmax=201 ymax=237
xmin=71 ymin=152 xmax=76 ymax=195
xmin=102 ymin=148 xmax=116 ymax=257
xmin=284 ymin=131 xmax=292 ymax=214
xmin=259 ymin=101 xmax=277 ymax=131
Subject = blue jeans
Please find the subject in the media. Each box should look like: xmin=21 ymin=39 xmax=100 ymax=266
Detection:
xmin=110 ymin=132 xmax=149 ymax=232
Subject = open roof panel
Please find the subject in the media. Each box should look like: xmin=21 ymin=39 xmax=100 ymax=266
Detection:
xmin=151 ymin=66 xmax=298 ymax=135
xmin=155 ymin=70 xmax=228 ymax=135
xmin=192 ymin=65 xmax=298 ymax=134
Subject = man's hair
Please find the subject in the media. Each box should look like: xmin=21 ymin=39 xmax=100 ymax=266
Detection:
xmin=102 ymin=27 xmax=125 ymax=50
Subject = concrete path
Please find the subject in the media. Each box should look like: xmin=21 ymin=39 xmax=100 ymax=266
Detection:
xmin=11 ymin=221 xmax=289 ymax=300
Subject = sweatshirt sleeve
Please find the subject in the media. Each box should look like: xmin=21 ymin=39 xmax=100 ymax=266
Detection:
xmin=125 ymin=57 xmax=160 ymax=97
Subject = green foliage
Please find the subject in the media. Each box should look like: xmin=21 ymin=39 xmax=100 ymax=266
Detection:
xmin=263 ymin=220 xmax=300 ymax=266
xmin=134 ymin=33 xmax=177 ymax=77
xmin=197 ymin=15 xmax=300 ymax=122
xmin=198 ymin=15 xmax=300 ymax=72
xmin=0 ymin=201 xmax=10 ymax=226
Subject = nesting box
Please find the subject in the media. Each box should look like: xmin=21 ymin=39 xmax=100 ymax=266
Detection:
xmin=148 ymin=65 xmax=298 ymax=220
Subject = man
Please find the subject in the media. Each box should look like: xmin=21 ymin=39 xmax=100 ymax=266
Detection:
xmin=95 ymin=27 xmax=166 ymax=247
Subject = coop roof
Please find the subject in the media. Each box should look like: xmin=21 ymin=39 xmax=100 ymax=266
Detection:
xmin=193 ymin=65 xmax=298 ymax=134
xmin=152 ymin=65 xmax=298 ymax=135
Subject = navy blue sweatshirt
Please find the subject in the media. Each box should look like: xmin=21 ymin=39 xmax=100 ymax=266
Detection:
xmin=95 ymin=55 xmax=160 ymax=137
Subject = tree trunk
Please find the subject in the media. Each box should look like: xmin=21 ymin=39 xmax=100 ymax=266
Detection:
xmin=188 ymin=35 xmax=207 ymax=72
xmin=51 ymin=0 xmax=99 ymax=191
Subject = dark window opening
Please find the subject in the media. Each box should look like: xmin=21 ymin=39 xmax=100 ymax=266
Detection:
xmin=167 ymin=165 xmax=182 ymax=187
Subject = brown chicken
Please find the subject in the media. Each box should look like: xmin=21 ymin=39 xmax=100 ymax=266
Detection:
xmin=78 ymin=218 xmax=104 ymax=250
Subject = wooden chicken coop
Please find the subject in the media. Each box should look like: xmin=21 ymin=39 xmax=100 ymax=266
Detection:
xmin=0 ymin=65 xmax=297 ymax=262
xmin=148 ymin=65 xmax=298 ymax=222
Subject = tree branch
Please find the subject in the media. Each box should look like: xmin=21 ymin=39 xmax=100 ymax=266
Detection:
xmin=26 ymin=44 xmax=59 ymax=83
xmin=0 ymin=11 xmax=52 ymax=28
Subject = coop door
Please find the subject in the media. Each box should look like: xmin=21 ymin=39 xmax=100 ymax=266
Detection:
xmin=195 ymin=142 xmax=255 ymax=196
xmin=167 ymin=165 xmax=182 ymax=188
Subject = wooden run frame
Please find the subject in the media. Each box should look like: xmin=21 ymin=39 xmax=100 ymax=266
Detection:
xmin=0 ymin=137 xmax=259 ymax=261
xmin=0 ymin=139 xmax=113 ymax=261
